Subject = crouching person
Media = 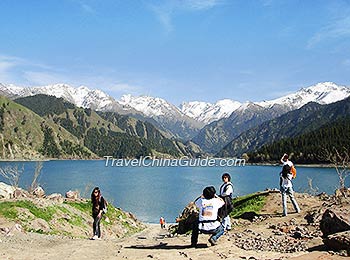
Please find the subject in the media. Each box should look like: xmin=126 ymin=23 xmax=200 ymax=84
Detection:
xmin=191 ymin=186 xmax=225 ymax=247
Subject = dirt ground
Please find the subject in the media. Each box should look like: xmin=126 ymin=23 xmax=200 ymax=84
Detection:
xmin=0 ymin=192 xmax=347 ymax=260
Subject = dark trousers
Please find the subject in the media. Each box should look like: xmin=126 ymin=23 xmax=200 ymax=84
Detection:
xmin=93 ymin=214 xmax=102 ymax=237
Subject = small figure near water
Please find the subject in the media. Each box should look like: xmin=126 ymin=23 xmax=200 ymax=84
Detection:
xmin=191 ymin=186 xmax=225 ymax=247
xmin=279 ymin=154 xmax=300 ymax=216
xmin=159 ymin=216 xmax=166 ymax=229
xmin=91 ymin=187 xmax=107 ymax=240
xmin=219 ymin=173 xmax=234 ymax=231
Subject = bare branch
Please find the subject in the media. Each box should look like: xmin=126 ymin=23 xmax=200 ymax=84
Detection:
xmin=0 ymin=164 xmax=23 ymax=188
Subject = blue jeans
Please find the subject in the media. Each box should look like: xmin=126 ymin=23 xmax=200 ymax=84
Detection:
xmin=280 ymin=186 xmax=300 ymax=216
xmin=191 ymin=221 xmax=225 ymax=246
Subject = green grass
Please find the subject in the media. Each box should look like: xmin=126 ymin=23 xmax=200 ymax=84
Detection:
xmin=230 ymin=192 xmax=267 ymax=218
xmin=0 ymin=200 xmax=57 ymax=222
xmin=64 ymin=200 xmax=91 ymax=214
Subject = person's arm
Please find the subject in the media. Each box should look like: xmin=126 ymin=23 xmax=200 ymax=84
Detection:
xmin=280 ymin=153 xmax=287 ymax=164
xmin=214 ymin=195 xmax=225 ymax=207
xmin=98 ymin=197 xmax=105 ymax=217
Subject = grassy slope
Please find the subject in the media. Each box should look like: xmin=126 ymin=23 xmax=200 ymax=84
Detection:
xmin=0 ymin=199 xmax=144 ymax=238
xmin=0 ymin=96 xmax=94 ymax=159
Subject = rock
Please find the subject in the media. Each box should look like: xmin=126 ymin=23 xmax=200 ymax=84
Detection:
xmin=323 ymin=230 xmax=350 ymax=252
xmin=320 ymin=208 xmax=350 ymax=237
xmin=238 ymin=212 xmax=260 ymax=221
xmin=174 ymin=201 xmax=198 ymax=234
xmin=0 ymin=182 xmax=15 ymax=199
xmin=13 ymin=188 xmax=30 ymax=198
xmin=29 ymin=218 xmax=51 ymax=233
xmin=47 ymin=193 xmax=64 ymax=203
xmin=32 ymin=186 xmax=45 ymax=198
xmin=65 ymin=190 xmax=79 ymax=199
xmin=335 ymin=188 xmax=350 ymax=198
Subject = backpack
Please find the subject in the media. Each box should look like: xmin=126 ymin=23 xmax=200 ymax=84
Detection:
xmin=291 ymin=165 xmax=297 ymax=179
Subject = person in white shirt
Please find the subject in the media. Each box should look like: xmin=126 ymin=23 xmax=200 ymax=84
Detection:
xmin=191 ymin=186 xmax=225 ymax=247
xmin=219 ymin=173 xmax=233 ymax=231
xmin=281 ymin=153 xmax=293 ymax=167
xmin=280 ymin=164 xmax=300 ymax=216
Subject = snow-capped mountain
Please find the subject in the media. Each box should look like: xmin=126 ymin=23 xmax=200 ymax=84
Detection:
xmin=119 ymin=94 xmax=182 ymax=117
xmin=180 ymin=99 xmax=242 ymax=124
xmin=1 ymin=81 xmax=350 ymax=141
xmin=257 ymin=82 xmax=350 ymax=109
xmin=118 ymin=94 xmax=204 ymax=140
xmin=0 ymin=83 xmax=119 ymax=111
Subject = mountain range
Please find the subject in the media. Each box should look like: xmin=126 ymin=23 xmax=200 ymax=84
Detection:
xmin=218 ymin=96 xmax=350 ymax=159
xmin=1 ymin=81 xmax=350 ymax=158
xmin=0 ymin=94 xmax=201 ymax=160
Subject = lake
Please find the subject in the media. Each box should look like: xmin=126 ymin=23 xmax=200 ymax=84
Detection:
xmin=0 ymin=160 xmax=346 ymax=223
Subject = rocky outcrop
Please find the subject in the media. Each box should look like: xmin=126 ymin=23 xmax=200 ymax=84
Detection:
xmin=173 ymin=202 xmax=198 ymax=234
xmin=320 ymin=208 xmax=350 ymax=237
xmin=65 ymin=190 xmax=79 ymax=200
xmin=32 ymin=186 xmax=45 ymax=198
xmin=0 ymin=182 xmax=15 ymax=199
xmin=323 ymin=230 xmax=350 ymax=252
xmin=47 ymin=193 xmax=64 ymax=204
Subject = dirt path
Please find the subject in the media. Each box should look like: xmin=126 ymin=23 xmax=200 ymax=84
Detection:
xmin=0 ymin=223 xmax=343 ymax=260
xmin=0 ymin=192 xmax=346 ymax=260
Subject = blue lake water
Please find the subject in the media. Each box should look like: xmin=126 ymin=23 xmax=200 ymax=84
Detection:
xmin=0 ymin=160 xmax=347 ymax=223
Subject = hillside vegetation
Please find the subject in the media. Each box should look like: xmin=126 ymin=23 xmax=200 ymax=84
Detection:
xmin=0 ymin=96 xmax=92 ymax=160
xmin=8 ymin=94 xmax=198 ymax=159
xmin=248 ymin=117 xmax=350 ymax=163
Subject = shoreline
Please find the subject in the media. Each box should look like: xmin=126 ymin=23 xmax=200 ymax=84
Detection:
xmin=0 ymin=158 xmax=337 ymax=168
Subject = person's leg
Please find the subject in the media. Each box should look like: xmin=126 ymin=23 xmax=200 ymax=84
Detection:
xmin=191 ymin=220 xmax=199 ymax=247
xmin=94 ymin=215 xmax=102 ymax=238
xmin=209 ymin=224 xmax=225 ymax=245
xmin=92 ymin=215 xmax=99 ymax=238
xmin=287 ymin=187 xmax=300 ymax=213
xmin=281 ymin=189 xmax=288 ymax=216
xmin=225 ymin=216 xmax=231 ymax=230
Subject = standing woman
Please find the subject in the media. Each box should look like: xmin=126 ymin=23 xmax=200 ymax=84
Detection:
xmin=91 ymin=187 xmax=107 ymax=240
xmin=219 ymin=173 xmax=234 ymax=231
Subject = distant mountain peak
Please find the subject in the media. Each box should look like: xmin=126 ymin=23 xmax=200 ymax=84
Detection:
xmin=180 ymin=99 xmax=241 ymax=124
xmin=257 ymin=81 xmax=350 ymax=110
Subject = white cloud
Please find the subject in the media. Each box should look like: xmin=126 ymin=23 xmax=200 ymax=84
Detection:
xmin=181 ymin=0 xmax=222 ymax=11
xmin=23 ymin=71 xmax=68 ymax=86
xmin=149 ymin=0 xmax=223 ymax=33
xmin=307 ymin=14 xmax=350 ymax=48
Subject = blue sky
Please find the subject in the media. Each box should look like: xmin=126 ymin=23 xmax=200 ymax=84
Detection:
xmin=1 ymin=0 xmax=350 ymax=105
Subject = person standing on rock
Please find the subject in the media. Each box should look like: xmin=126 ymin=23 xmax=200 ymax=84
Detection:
xmin=279 ymin=163 xmax=300 ymax=216
xmin=219 ymin=173 xmax=234 ymax=231
xmin=91 ymin=187 xmax=107 ymax=240
xmin=191 ymin=186 xmax=225 ymax=247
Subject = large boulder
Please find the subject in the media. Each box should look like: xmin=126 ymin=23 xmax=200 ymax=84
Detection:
xmin=47 ymin=193 xmax=64 ymax=204
xmin=0 ymin=182 xmax=15 ymax=199
xmin=174 ymin=201 xmax=198 ymax=234
xmin=14 ymin=188 xmax=30 ymax=198
xmin=323 ymin=230 xmax=350 ymax=252
xmin=32 ymin=186 xmax=45 ymax=198
xmin=65 ymin=190 xmax=79 ymax=200
xmin=320 ymin=208 xmax=350 ymax=237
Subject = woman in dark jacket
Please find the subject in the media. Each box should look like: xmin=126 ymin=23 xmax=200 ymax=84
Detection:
xmin=91 ymin=187 xmax=107 ymax=240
